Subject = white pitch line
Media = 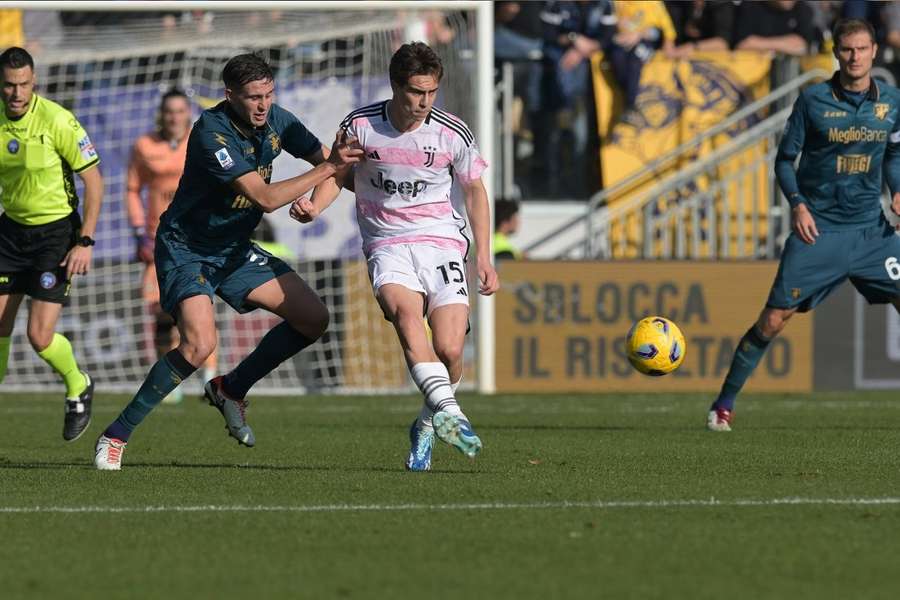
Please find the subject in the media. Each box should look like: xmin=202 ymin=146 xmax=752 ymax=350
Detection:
xmin=2 ymin=497 xmax=900 ymax=515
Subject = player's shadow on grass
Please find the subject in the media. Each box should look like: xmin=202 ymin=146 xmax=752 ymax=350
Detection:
xmin=483 ymin=424 xmax=638 ymax=431
xmin=0 ymin=461 xmax=483 ymax=474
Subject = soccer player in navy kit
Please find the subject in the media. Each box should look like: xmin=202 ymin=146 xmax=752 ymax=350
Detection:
xmin=95 ymin=54 xmax=362 ymax=469
xmin=708 ymin=19 xmax=900 ymax=431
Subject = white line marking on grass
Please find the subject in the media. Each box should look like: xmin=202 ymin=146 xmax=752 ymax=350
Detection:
xmin=2 ymin=497 xmax=900 ymax=515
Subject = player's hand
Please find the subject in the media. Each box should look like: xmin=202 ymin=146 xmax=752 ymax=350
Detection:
xmin=892 ymin=192 xmax=900 ymax=229
xmin=477 ymin=256 xmax=499 ymax=296
xmin=560 ymin=47 xmax=584 ymax=71
xmin=613 ymin=30 xmax=641 ymax=50
xmin=137 ymin=235 xmax=155 ymax=264
xmin=327 ymin=130 xmax=364 ymax=170
xmin=61 ymin=245 xmax=92 ymax=278
xmin=791 ymin=203 xmax=819 ymax=245
xmin=290 ymin=196 xmax=318 ymax=223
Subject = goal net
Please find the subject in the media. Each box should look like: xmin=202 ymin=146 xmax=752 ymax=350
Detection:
xmin=7 ymin=2 xmax=492 ymax=394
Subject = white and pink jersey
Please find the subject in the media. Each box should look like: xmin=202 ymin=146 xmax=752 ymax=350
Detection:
xmin=340 ymin=100 xmax=488 ymax=257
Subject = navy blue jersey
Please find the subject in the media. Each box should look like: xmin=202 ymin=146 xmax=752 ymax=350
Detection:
xmin=159 ymin=101 xmax=320 ymax=252
xmin=775 ymin=73 xmax=900 ymax=230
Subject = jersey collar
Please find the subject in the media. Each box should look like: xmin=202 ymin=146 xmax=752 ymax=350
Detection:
xmin=829 ymin=71 xmax=879 ymax=103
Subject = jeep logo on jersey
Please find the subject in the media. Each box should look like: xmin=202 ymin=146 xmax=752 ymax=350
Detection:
xmin=370 ymin=171 xmax=427 ymax=197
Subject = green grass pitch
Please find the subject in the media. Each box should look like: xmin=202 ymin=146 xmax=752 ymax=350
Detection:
xmin=2 ymin=391 xmax=899 ymax=599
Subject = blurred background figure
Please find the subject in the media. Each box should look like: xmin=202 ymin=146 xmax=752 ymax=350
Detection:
xmin=665 ymin=0 xmax=735 ymax=56
xmin=536 ymin=0 xmax=615 ymax=199
xmin=495 ymin=1 xmax=543 ymax=172
xmin=493 ymin=198 xmax=524 ymax=261
xmin=733 ymin=0 xmax=817 ymax=56
xmin=606 ymin=0 xmax=677 ymax=111
xmin=126 ymin=88 xmax=214 ymax=404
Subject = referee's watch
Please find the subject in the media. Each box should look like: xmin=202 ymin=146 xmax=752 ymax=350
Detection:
xmin=76 ymin=235 xmax=95 ymax=247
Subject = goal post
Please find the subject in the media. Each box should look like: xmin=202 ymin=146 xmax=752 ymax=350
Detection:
xmin=5 ymin=1 xmax=495 ymax=394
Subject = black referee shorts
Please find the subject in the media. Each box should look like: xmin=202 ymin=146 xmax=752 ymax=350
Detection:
xmin=0 ymin=212 xmax=80 ymax=304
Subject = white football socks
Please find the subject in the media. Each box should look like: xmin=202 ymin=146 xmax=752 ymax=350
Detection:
xmin=417 ymin=375 xmax=461 ymax=427
xmin=410 ymin=362 xmax=463 ymax=424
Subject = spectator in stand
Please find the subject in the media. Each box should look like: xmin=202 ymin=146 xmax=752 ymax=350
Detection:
xmin=665 ymin=0 xmax=736 ymax=56
xmin=537 ymin=1 xmax=616 ymax=198
xmin=882 ymin=1 xmax=900 ymax=52
xmin=495 ymin=1 xmax=544 ymax=196
xmin=733 ymin=0 xmax=816 ymax=56
xmin=493 ymin=199 xmax=524 ymax=261
xmin=606 ymin=0 xmax=677 ymax=110
xmin=496 ymin=1 xmax=544 ymax=62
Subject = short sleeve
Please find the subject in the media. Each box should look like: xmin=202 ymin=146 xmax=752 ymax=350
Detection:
xmin=52 ymin=110 xmax=100 ymax=173
xmin=450 ymin=126 xmax=488 ymax=185
xmin=193 ymin=125 xmax=254 ymax=184
xmin=276 ymin=106 xmax=321 ymax=159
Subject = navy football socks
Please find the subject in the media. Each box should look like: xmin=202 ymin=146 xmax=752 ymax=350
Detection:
xmin=105 ymin=350 xmax=196 ymax=441
xmin=223 ymin=321 xmax=315 ymax=399
xmin=712 ymin=325 xmax=771 ymax=412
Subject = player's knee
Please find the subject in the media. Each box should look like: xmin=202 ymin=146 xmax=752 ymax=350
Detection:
xmin=310 ymin=303 xmax=330 ymax=338
xmin=291 ymin=303 xmax=329 ymax=340
xmin=26 ymin=328 xmax=53 ymax=353
xmin=759 ymin=310 xmax=792 ymax=338
xmin=433 ymin=337 xmax=464 ymax=367
xmin=180 ymin=333 xmax=217 ymax=366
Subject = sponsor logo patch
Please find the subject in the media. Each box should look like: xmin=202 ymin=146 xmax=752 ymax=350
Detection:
xmin=7 ymin=139 xmax=19 ymax=154
xmin=215 ymin=147 xmax=234 ymax=169
xmin=836 ymin=153 xmax=872 ymax=174
xmin=77 ymin=135 xmax=97 ymax=161
xmin=40 ymin=272 xmax=57 ymax=289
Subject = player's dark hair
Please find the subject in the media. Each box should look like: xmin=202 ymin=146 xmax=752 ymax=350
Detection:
xmin=495 ymin=198 xmax=520 ymax=229
xmin=222 ymin=53 xmax=274 ymax=90
xmin=160 ymin=87 xmax=189 ymax=109
xmin=833 ymin=19 xmax=876 ymax=47
xmin=0 ymin=46 xmax=34 ymax=71
xmin=156 ymin=88 xmax=191 ymax=135
xmin=389 ymin=42 xmax=443 ymax=87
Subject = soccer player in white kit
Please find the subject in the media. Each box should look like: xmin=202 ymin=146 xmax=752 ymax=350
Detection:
xmin=292 ymin=42 xmax=498 ymax=471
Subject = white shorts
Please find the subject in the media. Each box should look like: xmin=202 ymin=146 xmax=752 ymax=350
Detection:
xmin=367 ymin=244 xmax=470 ymax=315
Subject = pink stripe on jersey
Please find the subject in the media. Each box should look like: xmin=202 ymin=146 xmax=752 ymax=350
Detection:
xmin=366 ymin=235 xmax=467 ymax=255
xmin=369 ymin=146 xmax=452 ymax=168
xmin=357 ymin=196 xmax=452 ymax=224
xmin=457 ymin=156 xmax=489 ymax=184
xmin=352 ymin=117 xmax=374 ymax=129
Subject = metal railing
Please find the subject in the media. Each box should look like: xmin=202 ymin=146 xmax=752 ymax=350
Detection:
xmin=524 ymin=67 xmax=830 ymax=258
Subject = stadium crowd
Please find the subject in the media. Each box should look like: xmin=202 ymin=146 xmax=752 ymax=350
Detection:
xmin=496 ymin=0 xmax=900 ymax=200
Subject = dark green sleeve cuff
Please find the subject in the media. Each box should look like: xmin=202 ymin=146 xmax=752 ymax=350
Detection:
xmin=786 ymin=192 xmax=804 ymax=208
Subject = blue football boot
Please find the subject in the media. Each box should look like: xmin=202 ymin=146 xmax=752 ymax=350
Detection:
xmin=433 ymin=411 xmax=482 ymax=459
xmin=406 ymin=419 xmax=435 ymax=471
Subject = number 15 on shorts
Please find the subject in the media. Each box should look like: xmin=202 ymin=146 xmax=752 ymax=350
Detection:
xmin=436 ymin=261 xmax=465 ymax=286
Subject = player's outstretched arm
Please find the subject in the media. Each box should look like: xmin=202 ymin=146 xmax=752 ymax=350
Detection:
xmin=61 ymin=164 xmax=104 ymax=278
xmin=464 ymin=177 xmax=499 ymax=296
xmin=291 ymin=167 xmax=355 ymax=224
xmin=232 ymin=131 xmax=362 ymax=213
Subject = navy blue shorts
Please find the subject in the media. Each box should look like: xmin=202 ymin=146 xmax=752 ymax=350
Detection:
xmin=155 ymin=231 xmax=293 ymax=317
xmin=767 ymin=221 xmax=900 ymax=312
